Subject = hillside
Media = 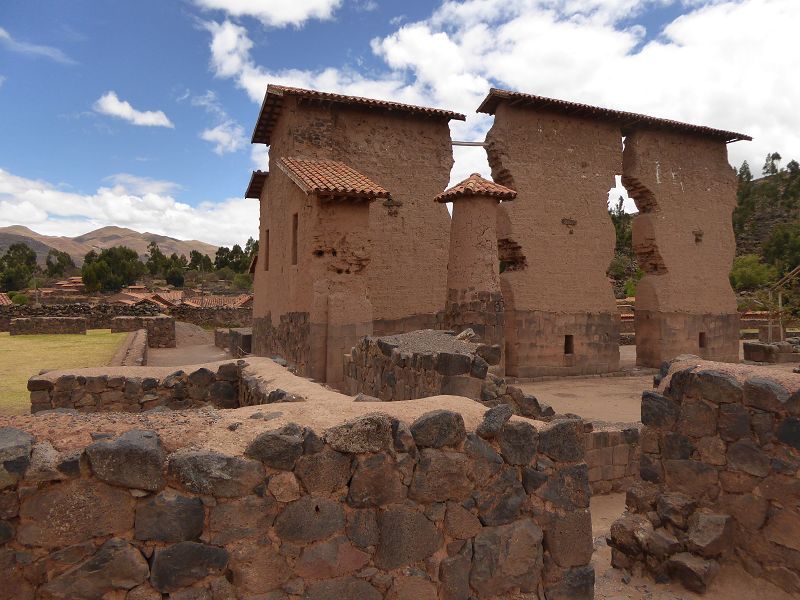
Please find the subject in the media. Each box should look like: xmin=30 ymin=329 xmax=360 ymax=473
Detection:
xmin=0 ymin=225 xmax=218 ymax=265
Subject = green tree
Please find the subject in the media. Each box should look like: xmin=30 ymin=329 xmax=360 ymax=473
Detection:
xmin=0 ymin=242 xmax=38 ymax=292
xmin=214 ymin=246 xmax=231 ymax=270
xmin=609 ymin=196 xmax=634 ymax=257
xmin=729 ymin=254 xmax=778 ymax=291
xmin=188 ymin=250 xmax=213 ymax=272
xmin=165 ymin=267 xmax=185 ymax=288
xmin=45 ymin=249 xmax=76 ymax=277
xmin=763 ymin=223 xmax=800 ymax=274
xmin=146 ymin=241 xmax=167 ymax=276
xmin=232 ymin=273 xmax=252 ymax=290
xmin=763 ymin=152 xmax=782 ymax=176
xmin=81 ymin=246 xmax=144 ymax=292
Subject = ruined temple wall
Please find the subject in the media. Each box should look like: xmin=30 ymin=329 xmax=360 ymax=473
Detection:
xmin=266 ymin=97 xmax=452 ymax=331
xmin=623 ymin=130 xmax=739 ymax=366
xmin=485 ymin=104 xmax=620 ymax=376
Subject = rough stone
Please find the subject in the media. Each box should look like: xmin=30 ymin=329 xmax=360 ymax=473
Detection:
xmin=409 ymin=410 xmax=466 ymax=448
xmin=245 ymin=426 xmax=304 ymax=470
xmin=135 ymin=491 xmax=204 ymax=542
xmin=348 ymin=453 xmax=406 ymax=507
xmin=697 ymin=436 xmax=727 ymax=466
xmin=464 ymin=433 xmax=503 ymax=481
xmin=663 ymin=459 xmax=719 ymax=498
xmin=470 ymin=519 xmax=543 ymax=598
xmin=657 ymin=492 xmax=697 ymax=530
xmin=440 ymin=550 xmax=471 ymax=600
xmin=409 ymin=448 xmax=471 ymax=503
xmin=150 ymin=542 xmax=229 ymax=592
xmin=686 ymin=513 xmax=733 ymax=557
xmin=609 ymin=513 xmax=654 ymax=555
xmin=295 ymin=536 xmax=370 ymax=579
xmin=346 ymin=509 xmax=378 ymax=549
xmin=625 ymin=480 xmax=659 ymax=513
xmin=543 ymin=564 xmax=595 ymax=600
xmin=546 ymin=510 xmax=593 ymax=568
xmin=304 ymin=577 xmax=382 ymax=600
xmin=692 ymin=369 xmax=743 ymax=404
xmin=386 ymin=575 xmax=438 ymax=600
xmin=666 ymin=552 xmax=720 ymax=593
xmin=444 ymin=502 xmax=482 ymax=539
xmin=641 ymin=391 xmax=680 ymax=428
xmin=294 ymin=449 xmax=351 ymax=495
xmin=208 ymin=495 xmax=277 ymax=545
xmin=39 ymin=538 xmax=149 ymax=599
xmin=436 ymin=352 xmax=472 ymax=376
xmin=267 ymin=471 xmax=301 ymax=502
xmin=662 ymin=433 xmax=694 ymax=460
xmin=473 ymin=472 xmax=526 ymax=526
xmin=763 ymin=509 xmax=800 ymax=552
xmin=727 ymin=439 xmax=771 ymax=477
xmin=375 ymin=506 xmax=442 ymax=570
xmin=776 ymin=417 xmax=800 ymax=450
xmin=497 ymin=421 xmax=538 ymax=465
xmin=0 ymin=427 xmax=34 ymax=489
xmin=677 ymin=398 xmax=718 ymax=438
xmin=274 ymin=496 xmax=344 ymax=543
xmin=644 ymin=527 xmax=682 ymax=558
xmin=324 ymin=413 xmax=393 ymax=453
xmin=743 ymin=376 xmax=789 ymax=412
xmin=168 ymin=451 xmax=264 ymax=497
xmin=476 ymin=404 xmax=513 ymax=439
xmin=85 ymin=429 xmax=165 ymax=491
xmin=537 ymin=463 xmax=591 ymax=511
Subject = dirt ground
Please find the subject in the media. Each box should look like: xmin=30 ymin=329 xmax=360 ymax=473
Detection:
xmin=146 ymin=322 xmax=232 ymax=367
xmin=592 ymin=494 xmax=795 ymax=600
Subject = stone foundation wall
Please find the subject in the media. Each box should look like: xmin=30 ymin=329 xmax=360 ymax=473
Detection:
xmin=253 ymin=313 xmax=309 ymax=372
xmin=110 ymin=329 xmax=149 ymax=367
xmin=9 ymin=317 xmax=87 ymax=335
xmin=441 ymin=290 xmax=505 ymax=347
xmin=585 ymin=424 xmax=640 ymax=494
xmin=504 ymin=310 xmax=620 ymax=378
xmin=111 ymin=316 xmax=176 ymax=348
xmin=0 ymin=303 xmax=160 ymax=331
xmin=170 ymin=306 xmax=252 ymax=328
xmin=229 ymin=327 xmax=252 ymax=358
xmin=0 ymin=408 xmax=594 ymax=599
xmin=609 ymin=360 xmax=800 ymax=595
xmin=743 ymin=340 xmax=799 ymax=363
xmin=214 ymin=327 xmax=230 ymax=349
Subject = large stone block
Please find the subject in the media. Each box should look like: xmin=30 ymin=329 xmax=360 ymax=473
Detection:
xmin=409 ymin=410 xmax=466 ymax=448
xmin=150 ymin=542 xmax=229 ymax=592
xmin=86 ymin=429 xmax=165 ymax=491
xmin=134 ymin=491 xmax=204 ymax=542
xmin=470 ymin=518 xmax=543 ymax=598
xmin=409 ymin=448 xmax=472 ymax=503
xmin=347 ymin=453 xmax=406 ymax=507
xmin=0 ymin=427 xmax=33 ymax=489
xmin=274 ymin=496 xmax=344 ymax=543
xmin=375 ymin=506 xmax=442 ymax=570
xmin=168 ymin=451 xmax=264 ymax=497
xmin=545 ymin=510 xmax=593 ymax=568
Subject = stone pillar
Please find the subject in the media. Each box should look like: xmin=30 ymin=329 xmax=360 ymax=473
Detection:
xmin=436 ymin=174 xmax=516 ymax=358
xmin=623 ymin=130 xmax=740 ymax=366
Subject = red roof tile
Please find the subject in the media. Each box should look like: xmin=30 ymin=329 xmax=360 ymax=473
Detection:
xmin=0 ymin=292 xmax=12 ymax=306
xmin=279 ymin=157 xmax=390 ymax=200
xmin=477 ymin=88 xmax=751 ymax=143
xmin=435 ymin=173 xmax=517 ymax=203
xmin=252 ymin=84 xmax=466 ymax=144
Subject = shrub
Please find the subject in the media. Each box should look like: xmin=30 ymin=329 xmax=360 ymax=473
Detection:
xmin=11 ymin=293 xmax=29 ymax=305
xmin=232 ymin=273 xmax=252 ymax=291
xmin=730 ymin=254 xmax=777 ymax=291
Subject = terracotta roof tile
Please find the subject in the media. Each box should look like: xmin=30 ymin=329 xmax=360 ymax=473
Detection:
xmin=245 ymin=170 xmax=268 ymax=199
xmin=252 ymin=84 xmax=466 ymax=144
xmin=279 ymin=157 xmax=390 ymax=200
xmin=0 ymin=292 xmax=12 ymax=306
xmin=435 ymin=173 xmax=517 ymax=203
xmin=477 ymin=88 xmax=751 ymax=143
xmin=182 ymin=294 xmax=253 ymax=309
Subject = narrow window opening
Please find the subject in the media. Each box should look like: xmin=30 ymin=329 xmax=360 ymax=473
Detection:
xmin=291 ymin=213 xmax=298 ymax=266
xmin=564 ymin=335 xmax=574 ymax=355
xmin=699 ymin=332 xmax=707 ymax=349
xmin=264 ymin=229 xmax=269 ymax=271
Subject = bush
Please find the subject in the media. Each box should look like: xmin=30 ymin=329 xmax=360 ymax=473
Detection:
xmin=11 ymin=293 xmax=29 ymax=305
xmin=730 ymin=254 xmax=777 ymax=291
xmin=165 ymin=267 xmax=185 ymax=288
xmin=216 ymin=266 xmax=235 ymax=281
xmin=232 ymin=273 xmax=252 ymax=291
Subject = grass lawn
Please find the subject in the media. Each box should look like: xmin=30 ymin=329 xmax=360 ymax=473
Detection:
xmin=0 ymin=329 xmax=127 ymax=416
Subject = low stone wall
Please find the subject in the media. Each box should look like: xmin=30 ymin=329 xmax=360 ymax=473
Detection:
xmin=0 ymin=303 xmax=160 ymax=331
xmin=343 ymin=331 xmax=553 ymax=419
xmin=609 ymin=359 xmax=800 ymax=595
xmin=585 ymin=423 xmax=640 ymax=494
xmin=0 ymin=407 xmax=594 ymax=599
xmin=111 ymin=316 xmax=176 ymax=348
xmin=170 ymin=306 xmax=252 ymax=328
xmin=229 ymin=327 xmax=252 ymax=358
xmin=9 ymin=317 xmax=87 ymax=335
xmin=110 ymin=329 xmax=149 ymax=367
xmin=28 ymin=361 xmax=243 ymax=413
xmin=743 ymin=340 xmax=799 ymax=363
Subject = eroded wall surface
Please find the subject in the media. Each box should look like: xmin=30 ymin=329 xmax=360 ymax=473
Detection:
xmin=254 ymin=97 xmax=453 ymax=338
xmin=485 ymin=105 xmax=620 ymax=377
xmin=623 ymin=130 xmax=739 ymax=366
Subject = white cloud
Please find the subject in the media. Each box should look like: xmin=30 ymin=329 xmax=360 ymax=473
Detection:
xmin=192 ymin=0 xmax=342 ymax=27
xmin=201 ymin=121 xmax=247 ymax=154
xmin=93 ymin=91 xmax=174 ymax=128
xmin=0 ymin=26 xmax=76 ymax=64
xmin=251 ymin=145 xmax=268 ymax=169
xmin=0 ymin=168 xmax=257 ymax=246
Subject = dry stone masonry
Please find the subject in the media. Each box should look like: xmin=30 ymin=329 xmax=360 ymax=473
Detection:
xmin=609 ymin=359 xmax=800 ymax=595
xmin=111 ymin=315 xmax=176 ymax=348
xmin=9 ymin=317 xmax=87 ymax=335
xmin=0 ymin=405 xmax=594 ymax=599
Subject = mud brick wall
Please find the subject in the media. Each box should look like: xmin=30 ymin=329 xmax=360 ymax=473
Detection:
xmin=9 ymin=317 xmax=87 ymax=335
xmin=609 ymin=360 xmax=800 ymax=595
xmin=0 ymin=409 xmax=595 ymax=599
xmin=169 ymin=306 xmax=252 ymax=328
xmin=584 ymin=424 xmax=640 ymax=494
xmin=111 ymin=316 xmax=176 ymax=348
xmin=0 ymin=303 xmax=160 ymax=331
xmin=28 ymin=362 xmax=243 ymax=413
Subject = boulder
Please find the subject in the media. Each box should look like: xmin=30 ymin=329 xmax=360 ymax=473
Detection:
xmin=347 ymin=453 xmax=406 ymax=507
xmin=470 ymin=519 xmax=543 ymax=598
xmin=244 ymin=425 xmax=304 ymax=470
xmin=476 ymin=404 xmax=513 ymax=440
xmin=677 ymin=399 xmax=718 ymax=438
xmin=85 ymin=429 xmax=165 ymax=491
xmin=274 ymin=496 xmax=345 ymax=543
xmin=609 ymin=513 xmax=653 ymax=555
xmin=538 ymin=419 xmax=584 ymax=462
xmin=409 ymin=410 xmax=466 ymax=448
xmin=409 ymin=449 xmax=471 ymax=503
xmin=656 ymin=492 xmax=697 ymax=530
xmin=641 ymin=391 xmax=680 ymax=428
xmin=644 ymin=527 xmax=682 ymax=558
xmin=691 ymin=370 xmax=743 ymax=404
xmin=150 ymin=542 xmax=229 ymax=592
xmin=497 ymin=421 xmax=538 ymax=465
xmin=295 ymin=449 xmax=351 ymax=495
xmin=686 ymin=513 xmax=733 ymax=557
xmin=743 ymin=377 xmax=789 ymax=412
xmin=374 ymin=506 xmax=442 ymax=570
xmin=0 ymin=427 xmax=34 ymax=489
xmin=324 ymin=413 xmax=393 ymax=453
xmin=167 ymin=451 xmax=264 ymax=497
xmin=134 ymin=491 xmax=204 ymax=542
xmin=666 ymin=552 xmax=719 ymax=593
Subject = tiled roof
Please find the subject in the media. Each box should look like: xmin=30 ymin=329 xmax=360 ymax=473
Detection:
xmin=278 ymin=157 xmax=390 ymax=200
xmin=0 ymin=292 xmax=12 ymax=306
xmin=252 ymin=84 xmax=466 ymax=144
xmin=435 ymin=173 xmax=517 ymax=203
xmin=477 ymin=88 xmax=751 ymax=143
xmin=182 ymin=294 xmax=253 ymax=309
xmin=245 ymin=170 xmax=268 ymax=199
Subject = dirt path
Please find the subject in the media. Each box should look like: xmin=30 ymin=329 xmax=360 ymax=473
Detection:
xmin=147 ymin=322 xmax=232 ymax=367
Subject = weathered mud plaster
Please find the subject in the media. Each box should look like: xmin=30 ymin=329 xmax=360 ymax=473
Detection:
xmin=483 ymin=103 xmax=621 ymax=377
xmin=251 ymin=86 xmax=465 ymax=358
xmin=623 ymin=130 xmax=740 ymax=366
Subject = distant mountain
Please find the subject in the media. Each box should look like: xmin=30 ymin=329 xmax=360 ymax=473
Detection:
xmin=0 ymin=225 xmax=218 ymax=265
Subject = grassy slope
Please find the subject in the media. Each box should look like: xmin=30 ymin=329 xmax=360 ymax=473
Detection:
xmin=0 ymin=329 xmax=126 ymax=415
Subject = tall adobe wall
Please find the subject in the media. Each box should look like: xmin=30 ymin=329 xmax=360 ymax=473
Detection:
xmin=485 ymin=103 xmax=620 ymax=377
xmin=259 ymin=96 xmax=453 ymax=335
xmin=623 ymin=130 xmax=739 ymax=367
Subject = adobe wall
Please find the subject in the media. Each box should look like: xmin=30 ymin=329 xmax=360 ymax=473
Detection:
xmin=111 ymin=315 xmax=176 ymax=348
xmin=609 ymin=359 xmax=800 ymax=595
xmin=254 ymin=96 xmax=452 ymax=335
xmin=623 ymin=130 xmax=739 ymax=367
xmin=2 ymin=383 xmax=594 ymax=599
xmin=0 ymin=303 xmax=160 ymax=331
xmin=485 ymin=104 xmax=620 ymax=377
xmin=9 ymin=317 xmax=87 ymax=335
xmin=444 ymin=197 xmax=505 ymax=349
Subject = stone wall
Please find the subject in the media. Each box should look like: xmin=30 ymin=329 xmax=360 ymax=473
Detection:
xmin=111 ymin=316 xmax=176 ymax=348
xmin=28 ymin=361 xmax=244 ymax=413
xmin=0 ymin=303 xmax=160 ymax=331
xmin=9 ymin=317 xmax=87 ymax=335
xmin=743 ymin=340 xmax=800 ymax=363
xmin=229 ymin=327 xmax=253 ymax=358
xmin=0 ymin=407 xmax=594 ymax=599
xmin=170 ymin=306 xmax=252 ymax=328
xmin=214 ymin=327 xmax=230 ymax=349
xmin=110 ymin=329 xmax=149 ymax=367
xmin=609 ymin=359 xmax=800 ymax=595
xmin=253 ymin=313 xmax=310 ymax=374
xmin=585 ymin=423 xmax=640 ymax=494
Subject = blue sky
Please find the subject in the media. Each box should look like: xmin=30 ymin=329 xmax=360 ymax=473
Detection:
xmin=1 ymin=0 xmax=798 ymax=245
